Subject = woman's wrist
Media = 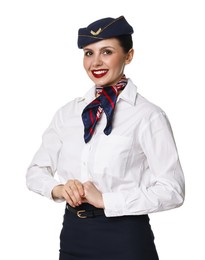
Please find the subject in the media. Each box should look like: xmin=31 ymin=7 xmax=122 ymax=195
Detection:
xmin=52 ymin=184 xmax=64 ymax=200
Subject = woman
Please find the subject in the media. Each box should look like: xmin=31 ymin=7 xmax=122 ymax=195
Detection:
xmin=26 ymin=16 xmax=185 ymax=259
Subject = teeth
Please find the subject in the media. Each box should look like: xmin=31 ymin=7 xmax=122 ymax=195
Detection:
xmin=94 ymin=70 xmax=107 ymax=75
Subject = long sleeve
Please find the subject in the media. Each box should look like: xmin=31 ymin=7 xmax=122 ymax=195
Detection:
xmin=102 ymin=111 xmax=185 ymax=216
xmin=26 ymin=111 xmax=63 ymax=199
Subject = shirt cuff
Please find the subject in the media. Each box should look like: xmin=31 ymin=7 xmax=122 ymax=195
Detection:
xmin=102 ymin=192 xmax=126 ymax=217
xmin=47 ymin=181 xmax=65 ymax=203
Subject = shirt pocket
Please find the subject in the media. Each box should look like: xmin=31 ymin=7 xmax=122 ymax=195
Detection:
xmin=94 ymin=134 xmax=132 ymax=177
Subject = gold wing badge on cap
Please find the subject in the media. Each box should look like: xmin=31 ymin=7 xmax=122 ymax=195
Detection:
xmin=90 ymin=28 xmax=102 ymax=36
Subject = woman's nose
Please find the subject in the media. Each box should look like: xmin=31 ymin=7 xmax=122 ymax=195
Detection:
xmin=92 ymin=55 xmax=103 ymax=67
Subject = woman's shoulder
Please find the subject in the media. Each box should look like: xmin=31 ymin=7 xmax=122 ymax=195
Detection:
xmin=127 ymin=79 xmax=165 ymax=116
xmin=59 ymin=86 xmax=95 ymax=113
xmin=55 ymin=97 xmax=82 ymax=119
xmin=133 ymin=93 xmax=172 ymax=133
xmin=137 ymin=93 xmax=161 ymax=108
xmin=136 ymin=93 xmax=165 ymax=117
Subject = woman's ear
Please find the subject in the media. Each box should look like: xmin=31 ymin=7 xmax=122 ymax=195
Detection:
xmin=125 ymin=48 xmax=134 ymax=64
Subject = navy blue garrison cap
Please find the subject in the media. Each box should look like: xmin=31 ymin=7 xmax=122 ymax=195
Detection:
xmin=77 ymin=16 xmax=134 ymax=49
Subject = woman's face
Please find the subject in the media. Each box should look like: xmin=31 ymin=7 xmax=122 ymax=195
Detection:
xmin=83 ymin=38 xmax=133 ymax=86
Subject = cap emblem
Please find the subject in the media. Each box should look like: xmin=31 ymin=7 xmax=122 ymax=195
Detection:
xmin=90 ymin=28 xmax=102 ymax=36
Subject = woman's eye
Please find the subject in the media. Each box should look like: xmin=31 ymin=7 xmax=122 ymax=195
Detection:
xmin=84 ymin=51 xmax=93 ymax=56
xmin=103 ymin=49 xmax=112 ymax=55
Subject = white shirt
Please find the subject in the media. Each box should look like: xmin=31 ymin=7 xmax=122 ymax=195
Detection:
xmin=26 ymin=79 xmax=185 ymax=217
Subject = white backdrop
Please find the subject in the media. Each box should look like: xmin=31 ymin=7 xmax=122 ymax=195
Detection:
xmin=0 ymin=0 xmax=205 ymax=259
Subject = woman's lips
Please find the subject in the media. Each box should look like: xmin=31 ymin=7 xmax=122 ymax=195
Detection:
xmin=92 ymin=69 xmax=108 ymax=78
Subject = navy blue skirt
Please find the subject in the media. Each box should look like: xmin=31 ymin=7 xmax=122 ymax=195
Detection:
xmin=59 ymin=203 xmax=159 ymax=260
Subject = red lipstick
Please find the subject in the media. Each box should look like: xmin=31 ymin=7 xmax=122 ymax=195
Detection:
xmin=92 ymin=69 xmax=108 ymax=78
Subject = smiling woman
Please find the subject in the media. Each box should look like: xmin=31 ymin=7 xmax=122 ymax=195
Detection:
xmin=26 ymin=15 xmax=185 ymax=260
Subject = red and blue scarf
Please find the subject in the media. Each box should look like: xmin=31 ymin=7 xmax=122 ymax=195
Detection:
xmin=82 ymin=75 xmax=128 ymax=143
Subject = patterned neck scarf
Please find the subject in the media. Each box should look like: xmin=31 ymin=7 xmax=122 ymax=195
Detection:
xmin=82 ymin=75 xmax=128 ymax=143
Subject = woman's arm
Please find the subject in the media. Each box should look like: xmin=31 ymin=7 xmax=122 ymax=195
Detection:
xmin=26 ymin=110 xmax=63 ymax=199
xmin=102 ymin=112 xmax=185 ymax=217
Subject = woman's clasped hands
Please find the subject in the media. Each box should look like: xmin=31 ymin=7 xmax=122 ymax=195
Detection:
xmin=52 ymin=180 xmax=104 ymax=209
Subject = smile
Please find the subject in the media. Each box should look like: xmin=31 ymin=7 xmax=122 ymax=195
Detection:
xmin=92 ymin=69 xmax=108 ymax=78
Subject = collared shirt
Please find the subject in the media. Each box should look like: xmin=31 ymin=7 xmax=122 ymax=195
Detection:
xmin=26 ymin=79 xmax=185 ymax=217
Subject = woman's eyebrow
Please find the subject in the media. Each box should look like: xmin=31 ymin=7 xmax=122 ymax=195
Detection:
xmin=84 ymin=46 xmax=115 ymax=52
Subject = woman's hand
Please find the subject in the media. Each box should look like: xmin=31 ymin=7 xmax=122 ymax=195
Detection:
xmin=52 ymin=179 xmax=84 ymax=207
xmin=83 ymin=181 xmax=104 ymax=209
